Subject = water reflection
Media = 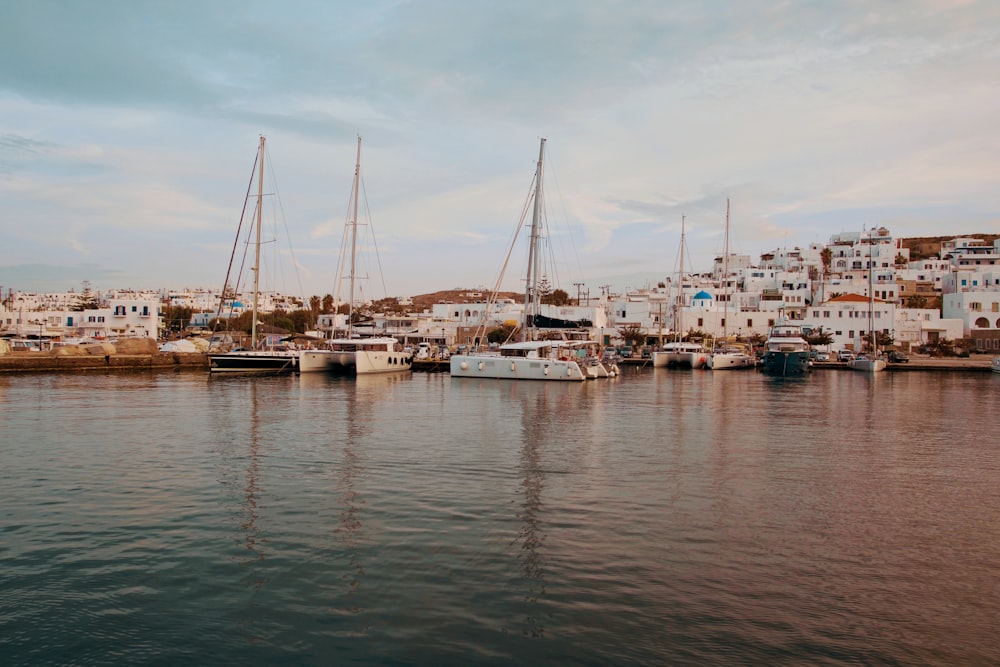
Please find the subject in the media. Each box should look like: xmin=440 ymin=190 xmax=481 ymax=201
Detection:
xmin=500 ymin=381 xmax=589 ymax=638
xmin=299 ymin=372 xmax=407 ymax=617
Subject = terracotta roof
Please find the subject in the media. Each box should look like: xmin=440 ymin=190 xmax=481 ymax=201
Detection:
xmin=826 ymin=293 xmax=885 ymax=303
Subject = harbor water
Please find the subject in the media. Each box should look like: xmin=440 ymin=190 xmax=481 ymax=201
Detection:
xmin=2 ymin=368 xmax=999 ymax=665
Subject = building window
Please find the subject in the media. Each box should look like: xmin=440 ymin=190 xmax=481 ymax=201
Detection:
xmin=975 ymin=317 xmax=989 ymax=328
xmin=970 ymin=302 xmax=982 ymax=312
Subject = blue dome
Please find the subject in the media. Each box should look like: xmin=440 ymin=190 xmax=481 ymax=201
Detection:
xmin=693 ymin=290 xmax=713 ymax=300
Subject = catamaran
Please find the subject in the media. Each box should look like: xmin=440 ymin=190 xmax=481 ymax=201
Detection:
xmin=299 ymin=137 xmax=412 ymax=375
xmin=450 ymin=139 xmax=589 ymax=381
xmin=708 ymin=198 xmax=755 ymax=370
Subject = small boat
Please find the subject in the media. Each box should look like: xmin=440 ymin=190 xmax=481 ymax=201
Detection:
xmin=847 ymin=354 xmax=887 ymax=373
xmin=992 ymin=356 xmax=1000 ymax=373
xmin=707 ymin=344 xmax=756 ymax=370
xmin=209 ymin=136 xmax=299 ymax=375
xmin=299 ymin=137 xmax=412 ymax=376
xmin=450 ymin=139 xmax=587 ymax=382
xmin=760 ymin=319 xmax=811 ymax=376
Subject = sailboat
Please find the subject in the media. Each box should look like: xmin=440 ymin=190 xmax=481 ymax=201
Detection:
xmin=209 ymin=136 xmax=299 ymax=374
xmin=652 ymin=215 xmax=708 ymax=369
xmin=299 ymin=137 xmax=413 ymax=375
xmin=848 ymin=229 xmax=887 ymax=373
xmin=450 ymin=138 xmax=587 ymax=381
xmin=708 ymin=199 xmax=754 ymax=370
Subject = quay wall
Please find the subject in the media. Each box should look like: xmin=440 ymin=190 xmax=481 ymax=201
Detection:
xmin=0 ymin=353 xmax=209 ymax=373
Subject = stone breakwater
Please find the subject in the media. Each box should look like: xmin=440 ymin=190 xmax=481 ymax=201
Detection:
xmin=0 ymin=338 xmax=209 ymax=373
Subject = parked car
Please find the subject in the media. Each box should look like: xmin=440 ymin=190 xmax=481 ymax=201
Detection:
xmin=888 ymin=351 xmax=909 ymax=363
xmin=815 ymin=352 xmax=830 ymax=362
xmin=837 ymin=350 xmax=854 ymax=362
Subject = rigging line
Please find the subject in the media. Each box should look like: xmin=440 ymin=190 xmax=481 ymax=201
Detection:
xmin=332 ymin=172 xmax=356 ymax=312
xmin=541 ymin=147 xmax=581 ymax=287
xmin=214 ymin=147 xmax=259 ymax=332
xmin=263 ymin=143 xmax=308 ymax=309
xmin=470 ymin=172 xmax=536 ymax=345
xmin=359 ymin=177 xmax=389 ymax=300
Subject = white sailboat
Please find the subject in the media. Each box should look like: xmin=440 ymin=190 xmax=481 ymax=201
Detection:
xmin=848 ymin=230 xmax=887 ymax=373
xmin=450 ymin=138 xmax=588 ymax=381
xmin=209 ymin=136 xmax=299 ymax=374
xmin=652 ymin=215 xmax=708 ymax=369
xmin=299 ymin=137 xmax=412 ymax=375
xmin=708 ymin=198 xmax=754 ymax=370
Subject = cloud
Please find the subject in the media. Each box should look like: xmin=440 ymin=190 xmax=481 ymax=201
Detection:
xmin=1 ymin=1 xmax=998 ymax=297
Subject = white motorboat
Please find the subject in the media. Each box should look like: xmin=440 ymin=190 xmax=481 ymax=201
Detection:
xmin=760 ymin=320 xmax=811 ymax=376
xmin=992 ymin=356 xmax=1000 ymax=373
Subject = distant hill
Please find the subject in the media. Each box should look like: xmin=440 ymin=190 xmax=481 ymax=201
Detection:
xmin=408 ymin=289 xmax=521 ymax=309
xmin=902 ymin=234 xmax=999 ymax=260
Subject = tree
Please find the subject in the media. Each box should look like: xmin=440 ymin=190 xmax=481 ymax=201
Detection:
xmin=161 ymin=305 xmax=194 ymax=333
xmin=536 ymin=275 xmax=553 ymax=304
xmin=618 ymin=324 xmax=646 ymax=348
xmin=309 ymin=295 xmax=321 ymax=316
xmin=875 ymin=331 xmax=894 ymax=350
xmin=906 ymin=294 xmax=928 ymax=309
xmin=487 ymin=324 xmax=516 ymax=344
xmin=804 ymin=328 xmax=834 ymax=347
xmin=321 ymin=294 xmax=335 ymax=313
xmin=546 ymin=289 xmax=571 ymax=306
xmin=72 ymin=280 xmax=101 ymax=311
xmin=820 ymin=247 xmax=833 ymax=276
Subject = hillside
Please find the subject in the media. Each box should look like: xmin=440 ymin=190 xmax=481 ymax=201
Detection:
xmin=408 ymin=289 xmax=522 ymax=309
xmin=901 ymin=234 xmax=999 ymax=260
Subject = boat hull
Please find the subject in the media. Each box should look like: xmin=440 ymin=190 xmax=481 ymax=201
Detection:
xmin=848 ymin=357 xmax=887 ymax=373
xmin=652 ymin=349 xmax=709 ymax=368
xmin=707 ymin=352 xmax=755 ymax=370
xmin=209 ymin=351 xmax=299 ymax=374
xmin=450 ymin=354 xmax=586 ymax=381
xmin=760 ymin=351 xmax=810 ymax=376
xmin=299 ymin=349 xmax=412 ymax=375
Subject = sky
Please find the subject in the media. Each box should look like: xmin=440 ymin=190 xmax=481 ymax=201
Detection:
xmin=2 ymin=0 xmax=999 ymax=300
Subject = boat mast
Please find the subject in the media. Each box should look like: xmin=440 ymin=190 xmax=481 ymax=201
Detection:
xmin=721 ymin=199 xmax=730 ymax=347
xmin=348 ymin=136 xmax=361 ymax=338
xmin=521 ymin=137 xmax=545 ymax=342
xmin=867 ymin=229 xmax=876 ymax=355
xmin=251 ymin=134 xmax=264 ymax=349
xmin=675 ymin=214 xmax=685 ymax=343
